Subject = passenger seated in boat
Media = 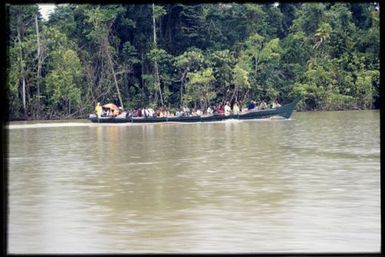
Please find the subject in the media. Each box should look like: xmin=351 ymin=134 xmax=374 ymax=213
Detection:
xmin=126 ymin=110 xmax=133 ymax=118
xmin=224 ymin=102 xmax=231 ymax=116
xmin=232 ymin=102 xmax=240 ymax=115
xmin=272 ymin=98 xmax=281 ymax=108
xmin=167 ymin=110 xmax=174 ymax=117
xmin=141 ymin=108 xmax=148 ymax=117
xmin=259 ymin=100 xmax=268 ymax=110
xmin=196 ymin=109 xmax=203 ymax=116
xmin=116 ymin=110 xmax=126 ymax=118
xmin=207 ymin=106 xmax=214 ymax=115
xmin=247 ymin=100 xmax=256 ymax=110
xmin=215 ymin=103 xmax=224 ymax=114
xmin=134 ymin=109 xmax=142 ymax=117
xmin=147 ymin=108 xmax=155 ymax=117
xmin=100 ymin=108 xmax=105 ymax=116
xmin=185 ymin=106 xmax=191 ymax=116
xmin=180 ymin=108 xmax=185 ymax=116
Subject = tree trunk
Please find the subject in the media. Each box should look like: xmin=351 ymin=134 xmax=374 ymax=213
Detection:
xmin=105 ymin=40 xmax=124 ymax=109
xmin=141 ymin=52 xmax=145 ymax=87
xmin=85 ymin=65 xmax=96 ymax=103
xmin=17 ymin=22 xmax=27 ymax=119
xmin=35 ymin=15 xmax=41 ymax=118
xmin=180 ymin=70 xmax=187 ymax=106
xmin=166 ymin=8 xmax=173 ymax=51
xmin=241 ymin=89 xmax=250 ymax=108
xmin=152 ymin=3 xmax=164 ymax=107
xmin=22 ymin=78 xmax=26 ymax=118
xmin=180 ymin=80 xmax=183 ymax=106
xmin=229 ymin=85 xmax=238 ymax=104
xmin=154 ymin=61 xmax=163 ymax=106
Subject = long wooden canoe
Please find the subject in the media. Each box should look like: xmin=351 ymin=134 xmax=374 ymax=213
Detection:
xmin=89 ymin=98 xmax=300 ymax=123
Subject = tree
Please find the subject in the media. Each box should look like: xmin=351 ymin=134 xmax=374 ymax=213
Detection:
xmin=150 ymin=4 xmax=167 ymax=107
xmin=34 ymin=14 xmax=42 ymax=118
xmin=231 ymin=63 xmax=250 ymax=104
xmin=7 ymin=4 xmax=41 ymax=119
xmin=45 ymin=49 xmax=82 ymax=117
xmin=84 ymin=5 xmax=125 ymax=108
xmin=240 ymin=34 xmax=282 ymax=101
xmin=146 ymin=47 xmax=173 ymax=107
xmin=206 ymin=50 xmax=235 ymax=103
xmin=174 ymin=48 xmax=204 ymax=105
xmin=184 ymin=67 xmax=215 ymax=110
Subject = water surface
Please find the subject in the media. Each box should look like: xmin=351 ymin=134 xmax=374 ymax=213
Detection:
xmin=7 ymin=111 xmax=380 ymax=253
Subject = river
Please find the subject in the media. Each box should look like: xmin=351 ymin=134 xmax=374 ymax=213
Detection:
xmin=7 ymin=110 xmax=380 ymax=253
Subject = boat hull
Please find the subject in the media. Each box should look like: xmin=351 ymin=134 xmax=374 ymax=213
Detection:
xmin=89 ymin=98 xmax=300 ymax=123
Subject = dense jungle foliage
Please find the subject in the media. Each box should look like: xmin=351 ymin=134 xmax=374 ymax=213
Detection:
xmin=6 ymin=3 xmax=380 ymax=120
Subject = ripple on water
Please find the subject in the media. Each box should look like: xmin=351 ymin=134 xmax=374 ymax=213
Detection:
xmin=8 ymin=111 xmax=380 ymax=253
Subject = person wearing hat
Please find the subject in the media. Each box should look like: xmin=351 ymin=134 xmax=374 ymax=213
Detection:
xmin=95 ymin=102 xmax=103 ymax=117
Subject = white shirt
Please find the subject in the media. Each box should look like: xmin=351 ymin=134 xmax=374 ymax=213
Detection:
xmin=224 ymin=105 xmax=231 ymax=116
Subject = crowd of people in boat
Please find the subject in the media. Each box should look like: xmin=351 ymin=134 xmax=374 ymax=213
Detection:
xmin=95 ymin=98 xmax=282 ymax=118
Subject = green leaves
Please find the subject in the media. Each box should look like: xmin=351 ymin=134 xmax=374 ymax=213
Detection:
xmin=153 ymin=5 xmax=166 ymax=19
xmin=122 ymin=41 xmax=140 ymax=66
xmin=174 ymin=48 xmax=204 ymax=71
xmin=186 ymin=67 xmax=214 ymax=85
xmin=354 ymin=70 xmax=379 ymax=109
xmin=259 ymin=38 xmax=281 ymax=61
xmin=184 ymin=67 xmax=216 ymax=107
xmin=313 ymin=22 xmax=332 ymax=49
xmin=147 ymin=48 xmax=171 ymax=63
xmin=232 ymin=64 xmax=250 ymax=89
xmin=84 ymin=5 xmax=124 ymax=42
xmin=45 ymin=49 xmax=82 ymax=114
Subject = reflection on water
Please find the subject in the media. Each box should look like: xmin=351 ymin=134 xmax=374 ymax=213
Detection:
xmin=7 ymin=111 xmax=380 ymax=253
